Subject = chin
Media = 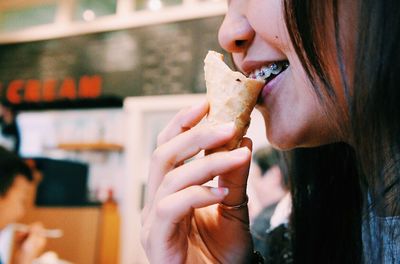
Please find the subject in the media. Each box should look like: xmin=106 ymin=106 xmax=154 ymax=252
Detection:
xmin=267 ymin=125 xmax=342 ymax=150
xmin=266 ymin=129 xmax=300 ymax=150
xmin=260 ymin=112 xmax=301 ymax=150
xmin=260 ymin=104 xmax=341 ymax=150
xmin=264 ymin=119 xmax=329 ymax=150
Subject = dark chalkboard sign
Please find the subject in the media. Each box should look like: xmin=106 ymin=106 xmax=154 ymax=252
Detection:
xmin=0 ymin=15 xmax=228 ymax=110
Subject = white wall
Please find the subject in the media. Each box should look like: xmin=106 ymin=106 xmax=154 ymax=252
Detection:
xmin=17 ymin=108 xmax=126 ymax=202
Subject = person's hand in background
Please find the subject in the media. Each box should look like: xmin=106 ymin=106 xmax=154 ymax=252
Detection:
xmin=13 ymin=222 xmax=47 ymax=264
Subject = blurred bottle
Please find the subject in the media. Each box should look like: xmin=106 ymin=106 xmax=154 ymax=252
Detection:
xmin=98 ymin=189 xmax=120 ymax=264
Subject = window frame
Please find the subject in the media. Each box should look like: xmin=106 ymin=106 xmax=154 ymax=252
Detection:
xmin=0 ymin=0 xmax=227 ymax=44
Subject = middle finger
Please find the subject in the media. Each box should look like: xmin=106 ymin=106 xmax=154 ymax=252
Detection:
xmin=155 ymin=147 xmax=251 ymax=200
xmin=146 ymin=122 xmax=236 ymax=202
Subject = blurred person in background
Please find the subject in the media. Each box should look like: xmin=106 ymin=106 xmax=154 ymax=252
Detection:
xmin=249 ymin=146 xmax=291 ymax=263
xmin=248 ymin=146 xmax=288 ymax=222
xmin=0 ymin=146 xmax=46 ymax=264
xmin=0 ymin=101 xmax=20 ymax=154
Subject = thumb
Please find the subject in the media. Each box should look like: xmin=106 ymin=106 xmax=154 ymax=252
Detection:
xmin=218 ymin=137 xmax=252 ymax=213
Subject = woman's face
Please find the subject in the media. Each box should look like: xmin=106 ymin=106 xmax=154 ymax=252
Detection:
xmin=218 ymin=0 xmax=347 ymax=149
xmin=0 ymin=176 xmax=32 ymax=229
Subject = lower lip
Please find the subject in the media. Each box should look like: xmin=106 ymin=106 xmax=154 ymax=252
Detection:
xmin=260 ymin=69 xmax=288 ymax=101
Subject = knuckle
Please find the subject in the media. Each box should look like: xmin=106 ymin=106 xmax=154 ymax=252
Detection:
xmin=156 ymin=132 xmax=167 ymax=146
xmin=151 ymin=146 xmax=165 ymax=164
xmin=160 ymin=170 xmax=176 ymax=192
xmin=151 ymin=145 xmax=177 ymax=170
xmin=169 ymin=107 xmax=189 ymax=128
xmin=155 ymin=199 xmax=169 ymax=219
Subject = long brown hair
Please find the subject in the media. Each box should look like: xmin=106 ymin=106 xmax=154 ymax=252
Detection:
xmin=283 ymin=0 xmax=400 ymax=263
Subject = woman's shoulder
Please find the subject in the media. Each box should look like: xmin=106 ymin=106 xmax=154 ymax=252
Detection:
xmin=362 ymin=213 xmax=400 ymax=263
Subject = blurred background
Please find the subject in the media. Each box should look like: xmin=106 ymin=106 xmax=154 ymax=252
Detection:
xmin=0 ymin=1 xmax=270 ymax=263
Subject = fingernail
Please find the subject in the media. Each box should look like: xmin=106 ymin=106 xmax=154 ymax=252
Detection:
xmin=211 ymin=187 xmax=229 ymax=196
xmin=231 ymin=147 xmax=251 ymax=157
xmin=215 ymin=122 xmax=235 ymax=134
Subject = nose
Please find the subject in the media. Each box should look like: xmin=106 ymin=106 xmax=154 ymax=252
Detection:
xmin=218 ymin=8 xmax=255 ymax=53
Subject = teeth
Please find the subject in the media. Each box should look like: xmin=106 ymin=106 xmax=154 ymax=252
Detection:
xmin=261 ymin=66 xmax=272 ymax=77
xmin=271 ymin=63 xmax=282 ymax=75
xmin=250 ymin=61 xmax=289 ymax=80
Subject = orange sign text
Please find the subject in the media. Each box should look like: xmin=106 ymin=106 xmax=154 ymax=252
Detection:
xmin=3 ymin=75 xmax=102 ymax=104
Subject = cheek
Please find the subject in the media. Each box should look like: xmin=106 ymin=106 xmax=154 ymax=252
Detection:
xmin=247 ymin=0 xmax=289 ymax=48
xmin=260 ymin=69 xmax=337 ymax=149
xmin=0 ymin=206 xmax=22 ymax=224
xmin=10 ymin=200 xmax=26 ymax=221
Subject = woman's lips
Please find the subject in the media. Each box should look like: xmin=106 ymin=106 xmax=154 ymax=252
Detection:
xmin=260 ymin=67 xmax=289 ymax=102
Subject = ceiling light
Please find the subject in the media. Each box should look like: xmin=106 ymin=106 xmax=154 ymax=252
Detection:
xmin=147 ymin=0 xmax=163 ymax=11
xmin=82 ymin=9 xmax=96 ymax=21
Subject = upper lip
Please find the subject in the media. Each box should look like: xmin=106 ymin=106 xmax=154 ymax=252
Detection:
xmin=241 ymin=59 xmax=288 ymax=77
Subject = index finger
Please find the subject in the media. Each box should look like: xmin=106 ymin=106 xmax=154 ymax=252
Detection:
xmin=157 ymin=99 xmax=209 ymax=146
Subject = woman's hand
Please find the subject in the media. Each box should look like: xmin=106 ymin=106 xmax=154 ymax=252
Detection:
xmin=141 ymin=100 xmax=254 ymax=263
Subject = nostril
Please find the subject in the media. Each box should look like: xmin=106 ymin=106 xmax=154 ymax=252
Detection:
xmin=235 ymin=39 xmax=247 ymax=48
